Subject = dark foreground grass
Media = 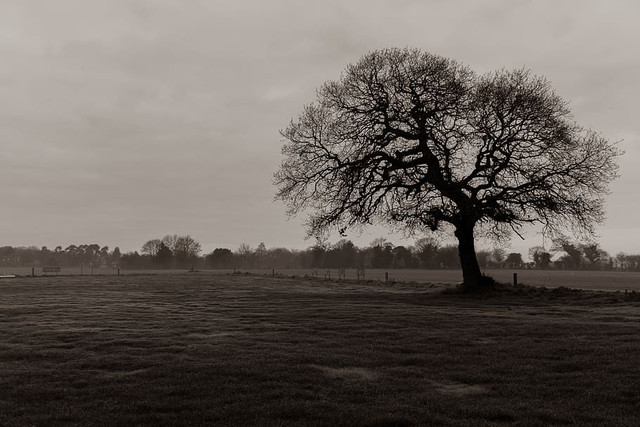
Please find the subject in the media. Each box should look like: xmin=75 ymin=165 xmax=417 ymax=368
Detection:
xmin=0 ymin=274 xmax=639 ymax=426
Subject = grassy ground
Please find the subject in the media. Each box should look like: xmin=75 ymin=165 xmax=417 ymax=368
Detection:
xmin=1 ymin=273 xmax=639 ymax=426
xmin=5 ymin=267 xmax=640 ymax=291
xmin=241 ymin=269 xmax=640 ymax=291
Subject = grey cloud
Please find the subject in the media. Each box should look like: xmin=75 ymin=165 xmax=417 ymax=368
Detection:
xmin=0 ymin=0 xmax=637 ymax=255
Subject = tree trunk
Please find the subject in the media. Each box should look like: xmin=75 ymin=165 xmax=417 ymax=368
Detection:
xmin=454 ymin=223 xmax=486 ymax=291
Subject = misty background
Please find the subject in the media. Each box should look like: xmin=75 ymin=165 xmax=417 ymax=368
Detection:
xmin=1 ymin=0 xmax=638 ymax=256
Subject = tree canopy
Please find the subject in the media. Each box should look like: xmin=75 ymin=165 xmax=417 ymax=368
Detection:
xmin=275 ymin=48 xmax=621 ymax=290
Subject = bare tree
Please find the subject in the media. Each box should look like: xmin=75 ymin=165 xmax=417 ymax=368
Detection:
xmin=580 ymin=242 xmax=609 ymax=270
xmin=491 ymin=248 xmax=507 ymax=269
xmin=505 ymin=253 xmax=524 ymax=269
xmin=156 ymin=242 xmax=173 ymax=268
xmin=162 ymin=234 xmax=201 ymax=268
xmin=141 ymin=239 xmax=163 ymax=256
xmin=552 ymin=237 xmax=583 ymax=270
xmin=414 ymin=237 xmax=439 ymax=269
xmin=161 ymin=234 xmax=179 ymax=252
xmin=236 ymin=243 xmax=254 ymax=268
xmin=529 ymin=246 xmax=551 ymax=269
xmin=275 ymin=48 xmax=620 ymax=291
xmin=173 ymin=235 xmax=202 ymax=257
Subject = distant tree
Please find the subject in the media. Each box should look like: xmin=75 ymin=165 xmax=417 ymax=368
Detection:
xmin=275 ymin=48 xmax=621 ymax=291
xmin=140 ymin=235 xmax=202 ymax=268
xmin=370 ymin=238 xmax=394 ymax=269
xmin=237 ymin=243 xmax=253 ymax=256
xmin=476 ymin=250 xmax=491 ymax=269
xmin=392 ymin=245 xmax=415 ymax=268
xmin=155 ymin=242 xmax=173 ymax=268
xmin=491 ymin=248 xmax=507 ymax=268
xmin=0 ymin=246 xmax=15 ymax=265
xmin=172 ymin=235 xmax=202 ymax=268
xmin=529 ymin=246 xmax=552 ymax=269
xmin=18 ymin=246 xmax=40 ymax=265
xmin=206 ymin=248 xmax=234 ymax=269
xmin=616 ymin=253 xmax=640 ymax=271
xmin=505 ymin=253 xmax=524 ymax=269
xmin=111 ymin=247 xmax=122 ymax=266
xmin=580 ymin=242 xmax=609 ymax=270
xmin=85 ymin=244 xmax=101 ymax=264
xmin=553 ymin=237 xmax=583 ymax=270
xmin=120 ymin=251 xmax=143 ymax=269
xmin=141 ymin=239 xmax=163 ymax=256
xmin=162 ymin=234 xmax=179 ymax=252
xmin=254 ymin=242 xmax=267 ymax=268
xmin=266 ymin=247 xmax=298 ymax=269
xmin=329 ymin=239 xmax=357 ymax=268
xmin=614 ymin=252 xmax=628 ymax=271
xmin=414 ymin=237 xmax=439 ymax=269
xmin=307 ymin=238 xmax=328 ymax=268
xmin=435 ymin=245 xmax=461 ymax=269
xmin=40 ymin=246 xmax=57 ymax=267
xmin=236 ymin=243 xmax=254 ymax=268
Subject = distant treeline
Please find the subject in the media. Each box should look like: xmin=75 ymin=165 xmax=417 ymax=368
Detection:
xmin=2 ymin=235 xmax=640 ymax=272
xmin=0 ymin=244 xmax=121 ymax=269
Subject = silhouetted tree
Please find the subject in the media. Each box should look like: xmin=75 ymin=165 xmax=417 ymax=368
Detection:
xmin=265 ymin=247 xmax=298 ymax=269
xmin=580 ymin=243 xmax=609 ymax=270
xmin=120 ymin=251 xmax=143 ymax=269
xmin=505 ymin=253 xmax=524 ymax=269
xmin=553 ymin=237 xmax=583 ymax=270
xmin=491 ymin=248 xmax=507 ymax=268
xmin=161 ymin=235 xmax=179 ymax=252
xmin=155 ymin=242 xmax=173 ymax=268
xmin=236 ymin=243 xmax=254 ymax=268
xmin=414 ymin=237 xmax=439 ymax=269
xmin=529 ymin=246 xmax=551 ymax=269
xmin=206 ymin=248 xmax=234 ymax=269
xmin=327 ymin=239 xmax=357 ymax=268
xmin=141 ymin=239 xmax=163 ymax=256
xmin=435 ymin=245 xmax=460 ymax=269
xmin=615 ymin=253 xmax=640 ymax=271
xmin=40 ymin=246 xmax=55 ymax=266
xmin=254 ymin=242 xmax=267 ymax=268
xmin=392 ymin=245 xmax=414 ymax=268
xmin=0 ymin=246 xmax=15 ymax=265
xmin=172 ymin=235 xmax=202 ymax=268
xmin=370 ymin=238 xmax=394 ymax=269
xmin=476 ymin=250 xmax=491 ymax=269
xmin=111 ymin=247 xmax=121 ymax=266
xmin=275 ymin=48 xmax=620 ymax=291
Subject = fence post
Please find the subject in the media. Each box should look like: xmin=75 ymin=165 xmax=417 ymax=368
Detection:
xmin=32 ymin=267 xmax=35 ymax=277
xmin=513 ymin=272 xmax=518 ymax=286
xmin=117 ymin=268 xmax=120 ymax=276
xmin=385 ymin=272 xmax=389 ymax=282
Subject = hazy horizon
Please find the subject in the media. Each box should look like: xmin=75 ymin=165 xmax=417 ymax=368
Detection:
xmin=2 ymin=1 xmax=638 ymax=258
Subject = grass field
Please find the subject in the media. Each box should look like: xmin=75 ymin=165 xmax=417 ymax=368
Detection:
xmin=5 ymin=266 xmax=640 ymax=292
xmin=243 ymin=269 xmax=640 ymax=292
xmin=1 ymin=273 xmax=639 ymax=425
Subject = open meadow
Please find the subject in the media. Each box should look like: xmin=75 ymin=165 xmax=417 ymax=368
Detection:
xmin=5 ymin=267 xmax=640 ymax=292
xmin=1 ymin=273 xmax=639 ymax=426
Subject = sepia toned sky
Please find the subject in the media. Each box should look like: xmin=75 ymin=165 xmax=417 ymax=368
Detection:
xmin=1 ymin=0 xmax=638 ymax=257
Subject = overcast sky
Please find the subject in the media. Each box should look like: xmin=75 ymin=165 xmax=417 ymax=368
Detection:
xmin=1 ymin=0 xmax=638 ymax=257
